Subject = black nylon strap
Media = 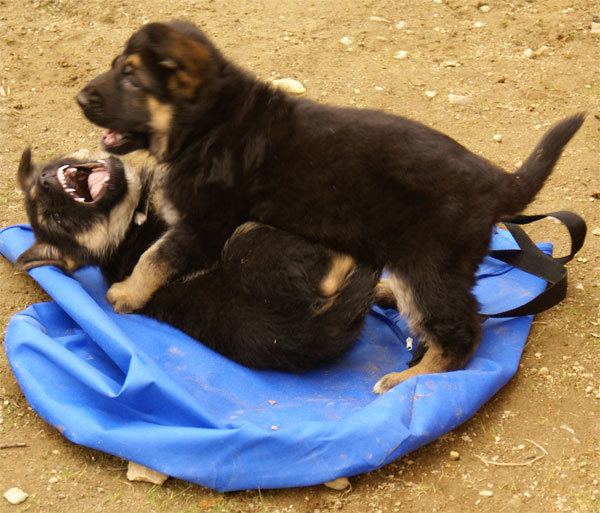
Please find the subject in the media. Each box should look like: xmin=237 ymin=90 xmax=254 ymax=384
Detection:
xmin=483 ymin=211 xmax=586 ymax=318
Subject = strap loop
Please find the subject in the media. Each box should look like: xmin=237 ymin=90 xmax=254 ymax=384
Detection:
xmin=483 ymin=211 xmax=586 ymax=318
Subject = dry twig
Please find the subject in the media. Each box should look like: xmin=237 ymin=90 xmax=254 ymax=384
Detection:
xmin=475 ymin=439 xmax=547 ymax=467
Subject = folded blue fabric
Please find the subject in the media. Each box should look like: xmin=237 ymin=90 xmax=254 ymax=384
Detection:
xmin=0 ymin=224 xmax=549 ymax=491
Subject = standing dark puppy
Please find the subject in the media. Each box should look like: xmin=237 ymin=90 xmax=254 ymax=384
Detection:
xmin=15 ymin=149 xmax=383 ymax=372
xmin=77 ymin=20 xmax=584 ymax=393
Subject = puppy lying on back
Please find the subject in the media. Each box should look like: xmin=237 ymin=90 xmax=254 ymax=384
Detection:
xmin=15 ymin=149 xmax=388 ymax=372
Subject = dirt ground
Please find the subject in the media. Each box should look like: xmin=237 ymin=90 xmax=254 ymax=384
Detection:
xmin=1 ymin=0 xmax=599 ymax=512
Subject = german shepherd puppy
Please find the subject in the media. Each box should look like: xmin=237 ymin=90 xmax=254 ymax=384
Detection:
xmin=15 ymin=148 xmax=385 ymax=372
xmin=76 ymin=20 xmax=584 ymax=393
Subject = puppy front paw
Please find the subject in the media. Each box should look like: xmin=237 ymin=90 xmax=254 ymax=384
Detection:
xmin=107 ymin=280 xmax=149 ymax=313
xmin=372 ymin=372 xmax=405 ymax=395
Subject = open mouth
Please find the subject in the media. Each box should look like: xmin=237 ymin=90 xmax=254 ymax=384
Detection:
xmin=101 ymin=129 xmax=145 ymax=155
xmin=56 ymin=160 xmax=111 ymax=203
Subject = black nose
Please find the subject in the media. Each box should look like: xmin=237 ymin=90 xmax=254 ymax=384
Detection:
xmin=38 ymin=169 xmax=54 ymax=189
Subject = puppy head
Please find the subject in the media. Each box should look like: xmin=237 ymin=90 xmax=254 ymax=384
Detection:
xmin=16 ymin=148 xmax=142 ymax=272
xmin=76 ymin=21 xmax=220 ymax=161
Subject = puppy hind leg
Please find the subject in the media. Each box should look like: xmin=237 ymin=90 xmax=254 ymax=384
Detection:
xmin=372 ymin=272 xmax=482 ymax=394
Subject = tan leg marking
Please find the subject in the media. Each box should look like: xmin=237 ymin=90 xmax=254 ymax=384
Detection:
xmin=374 ymin=278 xmax=397 ymax=309
xmin=106 ymin=238 xmax=170 ymax=313
xmin=320 ymin=254 xmax=355 ymax=297
xmin=372 ymin=345 xmax=450 ymax=395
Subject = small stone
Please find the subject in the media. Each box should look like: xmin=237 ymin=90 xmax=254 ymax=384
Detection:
xmin=493 ymin=134 xmax=503 ymax=143
xmin=4 ymin=488 xmax=29 ymax=505
xmin=591 ymin=19 xmax=600 ymax=34
xmin=450 ymin=450 xmax=460 ymax=460
xmin=480 ymin=5 xmax=491 ymax=12
xmin=585 ymin=386 xmax=594 ymax=393
xmin=340 ymin=36 xmax=353 ymax=46
xmin=479 ymin=490 xmax=494 ymax=497
xmin=523 ymin=48 xmax=534 ymax=59
xmin=48 ymin=477 xmax=59 ymax=484
xmin=537 ymin=367 xmax=549 ymax=376
xmin=324 ymin=477 xmax=351 ymax=490
xmin=126 ymin=461 xmax=168 ymax=485
xmin=393 ymin=50 xmax=409 ymax=60
xmin=272 ymin=78 xmax=306 ymax=95
xmin=474 ymin=21 xmax=485 ymax=28
xmin=591 ymin=228 xmax=600 ymax=236
xmin=396 ymin=21 xmax=406 ymax=30
xmin=448 ymin=94 xmax=473 ymax=105
xmin=441 ymin=60 xmax=461 ymax=67
xmin=425 ymin=90 xmax=438 ymax=99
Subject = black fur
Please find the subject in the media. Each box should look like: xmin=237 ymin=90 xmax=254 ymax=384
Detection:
xmin=16 ymin=150 xmax=381 ymax=372
xmin=76 ymin=20 xmax=585 ymax=391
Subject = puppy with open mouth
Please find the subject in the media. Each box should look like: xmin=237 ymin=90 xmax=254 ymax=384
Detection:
xmin=76 ymin=20 xmax=584 ymax=393
xmin=16 ymin=148 xmax=388 ymax=372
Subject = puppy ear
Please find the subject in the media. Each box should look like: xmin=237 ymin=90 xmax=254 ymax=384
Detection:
xmin=15 ymin=241 xmax=75 ymax=273
xmin=142 ymin=23 xmax=212 ymax=100
xmin=17 ymin=147 xmax=35 ymax=192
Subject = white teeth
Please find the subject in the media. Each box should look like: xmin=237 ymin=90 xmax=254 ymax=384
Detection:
xmin=74 ymin=197 xmax=85 ymax=203
xmin=65 ymin=188 xmax=76 ymax=193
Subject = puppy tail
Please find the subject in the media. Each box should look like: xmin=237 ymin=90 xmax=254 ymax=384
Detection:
xmin=504 ymin=112 xmax=585 ymax=214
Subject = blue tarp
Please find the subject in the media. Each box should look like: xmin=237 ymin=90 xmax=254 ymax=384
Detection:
xmin=0 ymin=224 xmax=549 ymax=491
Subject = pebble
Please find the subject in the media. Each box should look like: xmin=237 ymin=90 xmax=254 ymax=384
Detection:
xmin=340 ymin=36 xmax=353 ymax=46
xmin=126 ymin=461 xmax=169 ymax=485
xmin=4 ymin=488 xmax=29 ymax=505
xmin=592 ymin=14 xmax=600 ymax=34
xmin=448 ymin=94 xmax=473 ymax=105
xmin=479 ymin=490 xmax=494 ymax=497
xmin=480 ymin=5 xmax=491 ymax=12
xmin=591 ymin=228 xmax=600 ymax=236
xmin=272 ymin=78 xmax=306 ymax=95
xmin=493 ymin=134 xmax=503 ymax=143
xmin=450 ymin=450 xmax=460 ymax=460
xmin=393 ymin=50 xmax=409 ymax=60
xmin=425 ymin=90 xmax=438 ymax=99
xmin=474 ymin=21 xmax=485 ymax=28
xmin=537 ymin=367 xmax=549 ymax=376
xmin=323 ymin=477 xmax=351 ymax=490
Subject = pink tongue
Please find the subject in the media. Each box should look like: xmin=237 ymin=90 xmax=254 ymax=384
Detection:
xmin=88 ymin=170 xmax=109 ymax=200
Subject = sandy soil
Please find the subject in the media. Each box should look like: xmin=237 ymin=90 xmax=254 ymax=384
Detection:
xmin=1 ymin=1 xmax=599 ymax=512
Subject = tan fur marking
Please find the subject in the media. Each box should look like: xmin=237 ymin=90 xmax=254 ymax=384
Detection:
xmin=74 ymin=161 xmax=141 ymax=255
xmin=374 ymin=278 xmax=396 ymax=308
xmin=124 ymin=54 xmax=142 ymax=69
xmin=386 ymin=273 xmax=423 ymax=334
xmin=106 ymin=238 xmax=170 ymax=313
xmin=166 ymin=37 xmax=211 ymax=100
xmin=147 ymin=97 xmax=173 ymax=161
xmin=372 ymin=345 xmax=450 ymax=395
xmin=320 ymin=254 xmax=355 ymax=297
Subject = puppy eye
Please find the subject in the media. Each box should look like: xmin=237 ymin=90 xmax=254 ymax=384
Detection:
xmin=122 ymin=74 xmax=141 ymax=90
xmin=52 ymin=212 xmax=62 ymax=224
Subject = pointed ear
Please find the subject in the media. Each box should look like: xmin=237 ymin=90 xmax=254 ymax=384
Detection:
xmin=17 ymin=147 xmax=35 ymax=192
xmin=142 ymin=23 xmax=212 ymax=100
xmin=14 ymin=241 xmax=76 ymax=273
